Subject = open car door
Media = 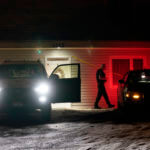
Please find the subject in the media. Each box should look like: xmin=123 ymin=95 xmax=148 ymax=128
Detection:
xmin=49 ymin=64 xmax=81 ymax=103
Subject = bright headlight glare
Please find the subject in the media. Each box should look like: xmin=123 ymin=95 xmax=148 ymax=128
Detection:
xmin=34 ymin=83 xmax=49 ymax=94
xmin=125 ymin=93 xmax=130 ymax=98
xmin=132 ymin=94 xmax=140 ymax=99
xmin=141 ymin=75 xmax=146 ymax=79
xmin=125 ymin=91 xmax=144 ymax=100
xmin=39 ymin=96 xmax=47 ymax=103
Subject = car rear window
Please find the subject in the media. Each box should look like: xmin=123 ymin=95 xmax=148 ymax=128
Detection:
xmin=0 ymin=64 xmax=46 ymax=78
xmin=127 ymin=70 xmax=150 ymax=83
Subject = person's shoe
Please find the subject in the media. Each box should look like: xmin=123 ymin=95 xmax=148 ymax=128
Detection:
xmin=108 ymin=104 xmax=115 ymax=108
xmin=94 ymin=105 xmax=101 ymax=109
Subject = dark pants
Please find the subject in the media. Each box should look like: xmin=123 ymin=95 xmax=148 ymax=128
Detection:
xmin=95 ymin=83 xmax=111 ymax=107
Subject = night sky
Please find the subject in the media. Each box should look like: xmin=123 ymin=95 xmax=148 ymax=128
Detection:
xmin=0 ymin=0 xmax=150 ymax=40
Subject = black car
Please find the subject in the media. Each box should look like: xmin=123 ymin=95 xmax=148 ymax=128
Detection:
xmin=117 ymin=69 xmax=150 ymax=111
xmin=0 ymin=61 xmax=81 ymax=121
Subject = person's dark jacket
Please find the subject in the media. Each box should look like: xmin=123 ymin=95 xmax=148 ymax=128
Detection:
xmin=96 ymin=69 xmax=106 ymax=86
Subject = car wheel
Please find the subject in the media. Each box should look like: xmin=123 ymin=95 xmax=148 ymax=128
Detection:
xmin=117 ymin=101 xmax=125 ymax=112
xmin=41 ymin=104 xmax=51 ymax=122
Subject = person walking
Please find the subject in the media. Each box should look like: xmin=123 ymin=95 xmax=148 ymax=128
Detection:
xmin=94 ymin=64 xmax=115 ymax=109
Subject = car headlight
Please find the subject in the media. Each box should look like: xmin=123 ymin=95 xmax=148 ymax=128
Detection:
xmin=125 ymin=91 xmax=144 ymax=100
xmin=132 ymin=93 xmax=140 ymax=100
xmin=34 ymin=83 xmax=50 ymax=94
xmin=39 ymin=96 xmax=47 ymax=103
xmin=125 ymin=93 xmax=130 ymax=98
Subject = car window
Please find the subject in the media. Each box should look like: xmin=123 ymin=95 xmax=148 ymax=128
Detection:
xmin=52 ymin=64 xmax=79 ymax=79
xmin=123 ymin=72 xmax=129 ymax=83
xmin=127 ymin=70 xmax=150 ymax=83
xmin=0 ymin=64 xmax=46 ymax=79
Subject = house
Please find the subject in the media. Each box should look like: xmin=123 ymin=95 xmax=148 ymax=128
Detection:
xmin=0 ymin=40 xmax=149 ymax=109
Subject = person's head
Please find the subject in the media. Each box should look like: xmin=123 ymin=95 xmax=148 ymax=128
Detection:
xmin=100 ymin=64 xmax=106 ymax=70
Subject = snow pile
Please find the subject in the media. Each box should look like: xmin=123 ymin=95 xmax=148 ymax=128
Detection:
xmin=0 ymin=109 xmax=150 ymax=149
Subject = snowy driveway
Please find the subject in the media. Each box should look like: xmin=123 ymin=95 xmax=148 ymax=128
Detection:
xmin=0 ymin=109 xmax=150 ymax=150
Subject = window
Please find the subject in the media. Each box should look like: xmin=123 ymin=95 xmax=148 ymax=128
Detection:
xmin=112 ymin=58 xmax=144 ymax=86
xmin=45 ymin=56 xmax=70 ymax=76
xmin=53 ymin=64 xmax=79 ymax=79
xmin=112 ymin=59 xmax=130 ymax=85
xmin=133 ymin=59 xmax=143 ymax=70
xmin=0 ymin=64 xmax=46 ymax=79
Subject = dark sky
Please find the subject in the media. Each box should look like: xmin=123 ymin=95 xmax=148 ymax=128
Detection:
xmin=0 ymin=0 xmax=150 ymax=40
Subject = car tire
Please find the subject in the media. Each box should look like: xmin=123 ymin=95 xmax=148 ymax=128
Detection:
xmin=41 ymin=103 xmax=51 ymax=122
xmin=117 ymin=101 xmax=125 ymax=112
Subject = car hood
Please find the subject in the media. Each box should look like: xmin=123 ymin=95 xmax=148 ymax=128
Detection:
xmin=0 ymin=78 xmax=49 ymax=88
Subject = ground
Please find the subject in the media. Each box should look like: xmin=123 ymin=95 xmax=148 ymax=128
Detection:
xmin=0 ymin=109 xmax=150 ymax=150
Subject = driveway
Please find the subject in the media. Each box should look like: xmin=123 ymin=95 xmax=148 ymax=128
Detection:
xmin=0 ymin=109 xmax=150 ymax=150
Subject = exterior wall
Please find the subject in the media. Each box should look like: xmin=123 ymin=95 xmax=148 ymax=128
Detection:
xmin=0 ymin=47 xmax=150 ymax=109
xmin=44 ymin=48 xmax=150 ymax=109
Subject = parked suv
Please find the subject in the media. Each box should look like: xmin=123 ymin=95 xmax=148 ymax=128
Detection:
xmin=0 ymin=61 xmax=81 ymax=121
xmin=117 ymin=69 xmax=150 ymax=111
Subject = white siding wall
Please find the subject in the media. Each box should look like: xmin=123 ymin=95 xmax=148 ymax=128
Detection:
xmin=43 ymin=48 xmax=150 ymax=109
xmin=0 ymin=48 xmax=150 ymax=109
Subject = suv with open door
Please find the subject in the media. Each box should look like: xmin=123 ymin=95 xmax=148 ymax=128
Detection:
xmin=0 ymin=61 xmax=81 ymax=121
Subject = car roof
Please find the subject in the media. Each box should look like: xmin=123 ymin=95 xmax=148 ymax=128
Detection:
xmin=1 ymin=60 xmax=43 ymax=65
xmin=129 ymin=69 xmax=150 ymax=73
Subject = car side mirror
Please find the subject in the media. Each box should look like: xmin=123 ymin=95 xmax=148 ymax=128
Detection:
xmin=119 ymin=79 xmax=124 ymax=84
xmin=49 ymin=74 xmax=59 ymax=80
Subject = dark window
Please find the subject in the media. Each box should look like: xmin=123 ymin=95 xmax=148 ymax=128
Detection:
xmin=112 ymin=59 xmax=130 ymax=85
xmin=123 ymin=72 xmax=129 ymax=83
xmin=133 ymin=59 xmax=143 ymax=70
xmin=0 ymin=64 xmax=46 ymax=79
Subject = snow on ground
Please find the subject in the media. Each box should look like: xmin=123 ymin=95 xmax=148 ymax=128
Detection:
xmin=0 ymin=109 xmax=150 ymax=150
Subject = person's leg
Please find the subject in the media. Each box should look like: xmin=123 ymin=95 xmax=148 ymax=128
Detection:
xmin=102 ymin=86 xmax=114 ymax=107
xmin=94 ymin=87 xmax=103 ymax=108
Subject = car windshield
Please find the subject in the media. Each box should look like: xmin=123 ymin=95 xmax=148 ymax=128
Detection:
xmin=0 ymin=64 xmax=46 ymax=79
xmin=127 ymin=70 xmax=150 ymax=83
